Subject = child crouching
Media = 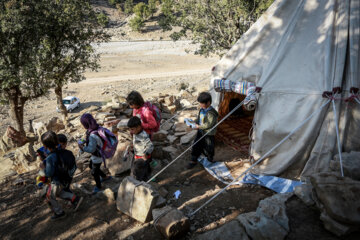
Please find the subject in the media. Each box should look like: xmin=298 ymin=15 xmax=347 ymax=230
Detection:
xmin=127 ymin=116 xmax=154 ymax=181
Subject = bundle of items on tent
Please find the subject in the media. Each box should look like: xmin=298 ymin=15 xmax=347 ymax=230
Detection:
xmin=213 ymin=79 xmax=257 ymax=111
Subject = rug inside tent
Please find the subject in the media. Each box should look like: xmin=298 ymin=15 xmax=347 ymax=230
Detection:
xmin=216 ymin=92 xmax=254 ymax=158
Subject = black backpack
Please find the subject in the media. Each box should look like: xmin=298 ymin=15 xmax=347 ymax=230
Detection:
xmin=55 ymin=149 xmax=76 ymax=186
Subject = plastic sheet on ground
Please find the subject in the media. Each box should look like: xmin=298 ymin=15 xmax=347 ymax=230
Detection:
xmin=198 ymin=156 xmax=302 ymax=193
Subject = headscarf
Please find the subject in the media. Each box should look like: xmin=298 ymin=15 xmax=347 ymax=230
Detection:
xmin=80 ymin=113 xmax=99 ymax=144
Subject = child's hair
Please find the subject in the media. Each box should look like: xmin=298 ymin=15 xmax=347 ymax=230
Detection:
xmin=126 ymin=91 xmax=145 ymax=107
xmin=197 ymin=92 xmax=212 ymax=104
xmin=57 ymin=134 xmax=67 ymax=144
xmin=127 ymin=116 xmax=142 ymax=128
xmin=41 ymin=131 xmax=59 ymax=150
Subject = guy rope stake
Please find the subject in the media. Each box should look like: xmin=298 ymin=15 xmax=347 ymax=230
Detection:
xmin=331 ymin=99 xmax=344 ymax=177
xmin=147 ymin=97 xmax=248 ymax=183
xmin=189 ymin=99 xmax=331 ymax=216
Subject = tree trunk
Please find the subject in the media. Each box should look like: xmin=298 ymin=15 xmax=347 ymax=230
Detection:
xmin=8 ymin=87 xmax=26 ymax=135
xmin=55 ymin=84 xmax=68 ymax=122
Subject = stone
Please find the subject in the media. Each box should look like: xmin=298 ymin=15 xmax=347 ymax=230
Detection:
xmin=256 ymin=193 xmax=293 ymax=231
xmin=162 ymin=146 xmax=178 ymax=160
xmin=152 ymin=146 xmax=164 ymax=160
xmin=330 ymin=151 xmax=360 ymax=180
xmin=13 ymin=143 xmax=37 ymax=174
xmin=160 ymin=121 xmax=173 ymax=131
xmin=155 ymin=196 xmax=167 ymax=208
xmin=174 ymin=123 xmax=188 ymax=132
xmin=97 ymin=188 xmax=115 ymax=203
xmin=180 ymin=131 xmax=197 ymax=144
xmin=161 ymin=104 xmax=176 ymax=114
xmin=320 ymin=211 xmax=358 ymax=236
xmin=178 ymin=90 xmax=192 ymax=98
xmin=161 ymin=113 xmax=173 ymax=120
xmin=310 ymin=172 xmax=360 ymax=225
xmin=237 ymin=212 xmax=288 ymax=240
xmin=117 ymin=119 xmax=130 ymax=129
xmin=116 ymin=176 xmax=159 ymax=223
xmin=47 ymin=117 xmax=65 ymax=132
xmin=180 ymin=99 xmax=192 ymax=108
xmin=152 ymin=206 xmax=190 ymax=239
xmin=164 ymin=96 xmax=175 ymax=106
xmin=167 ymin=135 xmax=178 ymax=144
xmin=152 ymin=130 xmax=168 ymax=142
xmin=196 ymin=220 xmax=249 ymax=240
xmin=1 ymin=126 xmax=28 ymax=153
xmin=104 ymin=115 xmax=117 ymax=121
xmin=174 ymin=132 xmax=187 ymax=137
xmin=108 ymin=141 xmax=132 ymax=176
xmin=294 ymin=183 xmax=314 ymax=206
xmin=123 ymin=109 xmax=133 ymax=117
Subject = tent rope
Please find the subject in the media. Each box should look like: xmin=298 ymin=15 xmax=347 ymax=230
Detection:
xmin=147 ymin=96 xmax=248 ymax=183
xmin=189 ymin=99 xmax=331 ymax=217
xmin=331 ymin=99 xmax=344 ymax=177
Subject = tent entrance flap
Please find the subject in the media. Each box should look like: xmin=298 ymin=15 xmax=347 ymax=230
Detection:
xmin=216 ymin=92 xmax=254 ymax=157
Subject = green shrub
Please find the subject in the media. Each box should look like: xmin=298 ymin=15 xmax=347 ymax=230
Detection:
xmin=133 ymin=2 xmax=151 ymax=19
xmin=148 ymin=0 xmax=159 ymax=16
xmin=129 ymin=15 xmax=145 ymax=32
xmin=108 ymin=0 xmax=118 ymax=6
xmin=97 ymin=12 xmax=109 ymax=27
xmin=124 ymin=0 xmax=134 ymax=14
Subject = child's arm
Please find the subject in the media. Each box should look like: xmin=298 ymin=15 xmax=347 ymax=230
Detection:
xmin=144 ymin=137 xmax=154 ymax=159
xmin=198 ymin=112 xmax=217 ymax=131
xmin=82 ymin=135 xmax=98 ymax=154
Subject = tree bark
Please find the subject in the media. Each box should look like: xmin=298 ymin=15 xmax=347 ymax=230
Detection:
xmin=55 ymin=84 xmax=68 ymax=122
xmin=8 ymin=87 xmax=26 ymax=135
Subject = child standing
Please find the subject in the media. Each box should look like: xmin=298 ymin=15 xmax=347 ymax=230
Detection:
xmin=41 ymin=131 xmax=83 ymax=220
xmin=126 ymin=91 xmax=159 ymax=138
xmin=187 ymin=92 xmax=219 ymax=169
xmin=79 ymin=113 xmax=111 ymax=194
xmin=127 ymin=116 xmax=154 ymax=181
xmin=57 ymin=134 xmax=68 ymax=149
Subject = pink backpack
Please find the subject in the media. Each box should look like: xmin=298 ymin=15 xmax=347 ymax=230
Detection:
xmin=143 ymin=101 xmax=161 ymax=128
xmin=93 ymin=127 xmax=118 ymax=167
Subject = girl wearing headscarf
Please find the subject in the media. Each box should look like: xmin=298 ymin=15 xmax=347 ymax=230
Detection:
xmin=79 ymin=113 xmax=111 ymax=194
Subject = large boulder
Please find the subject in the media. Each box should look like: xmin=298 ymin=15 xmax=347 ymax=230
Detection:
xmin=152 ymin=206 xmax=190 ymax=239
xmin=33 ymin=117 xmax=65 ymax=137
xmin=310 ymin=172 xmax=360 ymax=225
xmin=13 ymin=143 xmax=37 ymax=174
xmin=0 ymin=126 xmax=28 ymax=153
xmin=330 ymin=151 xmax=360 ymax=180
xmin=196 ymin=220 xmax=249 ymax=240
xmin=180 ymin=130 xmax=197 ymax=144
xmin=116 ymin=176 xmax=159 ymax=223
xmin=237 ymin=211 xmax=288 ymax=240
xmin=256 ymin=193 xmax=293 ymax=231
xmin=107 ymin=141 xmax=132 ymax=176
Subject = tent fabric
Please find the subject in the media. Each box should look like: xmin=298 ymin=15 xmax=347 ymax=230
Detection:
xmin=210 ymin=0 xmax=360 ymax=178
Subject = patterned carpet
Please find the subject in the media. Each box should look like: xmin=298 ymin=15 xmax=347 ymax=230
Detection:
xmin=216 ymin=116 xmax=254 ymax=158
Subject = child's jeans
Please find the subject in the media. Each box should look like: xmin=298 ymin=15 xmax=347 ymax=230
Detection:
xmin=191 ymin=130 xmax=215 ymax=162
xmin=89 ymin=161 xmax=106 ymax=189
xmin=46 ymin=183 xmax=75 ymax=215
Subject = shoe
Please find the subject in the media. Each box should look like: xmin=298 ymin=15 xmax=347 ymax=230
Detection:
xmin=72 ymin=196 xmax=84 ymax=212
xmin=51 ymin=211 xmax=66 ymax=220
xmin=92 ymin=186 xmax=101 ymax=195
xmin=186 ymin=161 xmax=197 ymax=169
xmin=100 ymin=176 xmax=112 ymax=183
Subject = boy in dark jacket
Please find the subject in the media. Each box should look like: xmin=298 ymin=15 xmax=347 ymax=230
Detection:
xmin=187 ymin=92 xmax=219 ymax=169
xmin=41 ymin=131 xmax=83 ymax=220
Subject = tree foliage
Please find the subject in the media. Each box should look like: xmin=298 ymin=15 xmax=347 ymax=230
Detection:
xmin=0 ymin=0 xmax=109 ymax=133
xmin=159 ymin=0 xmax=274 ymax=56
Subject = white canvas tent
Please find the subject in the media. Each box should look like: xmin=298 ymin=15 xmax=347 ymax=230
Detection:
xmin=210 ymin=0 xmax=360 ymax=178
